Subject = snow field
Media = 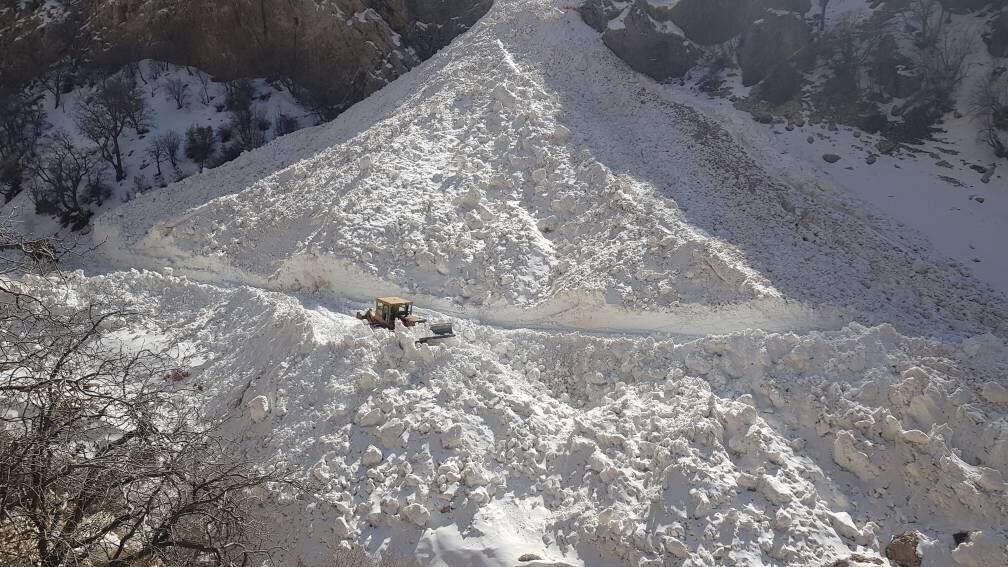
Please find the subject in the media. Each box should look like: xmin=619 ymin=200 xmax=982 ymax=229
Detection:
xmin=58 ymin=268 xmax=1008 ymax=566
xmin=59 ymin=0 xmax=1008 ymax=565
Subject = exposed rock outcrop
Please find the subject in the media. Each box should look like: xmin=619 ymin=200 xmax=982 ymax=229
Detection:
xmin=737 ymin=11 xmax=813 ymax=85
xmin=601 ymin=1 xmax=701 ymax=81
xmin=885 ymin=531 xmax=923 ymax=567
xmin=582 ymin=0 xmax=814 ymax=84
xmin=986 ymin=10 xmax=1008 ymax=58
xmin=80 ymin=0 xmax=491 ymax=110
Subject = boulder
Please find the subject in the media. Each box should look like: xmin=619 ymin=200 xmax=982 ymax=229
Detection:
xmin=753 ymin=62 xmax=804 ymax=104
xmin=986 ymin=10 xmax=1008 ymax=58
xmin=885 ymin=531 xmax=922 ymax=567
xmin=602 ymin=2 xmax=702 ymax=81
xmin=580 ymin=0 xmax=624 ymax=32
xmin=738 ymin=11 xmax=813 ymax=86
xmin=660 ymin=0 xmax=756 ymax=46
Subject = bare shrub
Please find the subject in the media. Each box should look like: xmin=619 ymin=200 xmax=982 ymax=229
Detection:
xmin=914 ymin=28 xmax=974 ymax=108
xmin=273 ymin=112 xmax=300 ymax=138
xmin=970 ymin=69 xmax=1008 ymax=157
xmin=75 ymin=77 xmax=150 ymax=181
xmin=30 ymin=130 xmax=105 ymax=229
xmin=0 ymin=222 xmax=296 ymax=567
xmin=0 ymin=93 xmax=47 ymax=203
xmin=905 ymin=0 xmax=946 ymax=48
xmin=163 ymin=130 xmax=182 ymax=169
xmin=166 ymin=77 xmax=189 ymax=110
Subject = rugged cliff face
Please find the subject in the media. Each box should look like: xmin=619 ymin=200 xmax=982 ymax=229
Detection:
xmin=80 ymin=0 xmax=491 ymax=110
xmin=1 ymin=0 xmax=490 ymax=111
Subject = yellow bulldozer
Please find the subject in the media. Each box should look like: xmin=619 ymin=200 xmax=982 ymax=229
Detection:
xmin=356 ymin=297 xmax=455 ymax=345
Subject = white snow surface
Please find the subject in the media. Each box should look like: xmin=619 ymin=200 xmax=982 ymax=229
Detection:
xmin=34 ymin=0 xmax=1008 ymax=565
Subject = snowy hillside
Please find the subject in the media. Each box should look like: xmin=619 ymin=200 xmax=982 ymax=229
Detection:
xmin=11 ymin=60 xmax=312 ymax=233
xmin=18 ymin=0 xmax=1008 ymax=565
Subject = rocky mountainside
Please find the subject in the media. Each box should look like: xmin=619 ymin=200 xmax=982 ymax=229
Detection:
xmin=1 ymin=0 xmax=492 ymax=113
xmin=581 ymin=0 xmax=1008 ymax=148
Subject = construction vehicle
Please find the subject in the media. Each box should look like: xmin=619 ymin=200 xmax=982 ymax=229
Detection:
xmin=356 ymin=297 xmax=455 ymax=345
xmin=357 ymin=297 xmax=425 ymax=329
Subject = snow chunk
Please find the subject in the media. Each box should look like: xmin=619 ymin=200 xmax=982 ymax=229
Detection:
xmin=400 ymin=503 xmax=430 ymax=527
xmin=362 ymin=445 xmax=384 ymax=467
xmin=832 ymin=430 xmax=877 ymax=481
xmin=981 ymin=382 xmax=1008 ymax=405
xmin=248 ymin=395 xmax=270 ymax=423
xmin=441 ymin=424 xmax=463 ymax=449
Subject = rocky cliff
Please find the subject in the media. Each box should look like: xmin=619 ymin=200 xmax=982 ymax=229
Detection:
xmin=82 ymin=0 xmax=491 ymax=111
xmin=1 ymin=0 xmax=491 ymax=112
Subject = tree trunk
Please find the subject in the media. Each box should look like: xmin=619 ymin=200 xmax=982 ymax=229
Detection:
xmin=112 ymin=138 xmax=125 ymax=181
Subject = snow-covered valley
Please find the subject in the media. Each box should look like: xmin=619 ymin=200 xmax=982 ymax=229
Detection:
xmin=5 ymin=0 xmax=1008 ymax=566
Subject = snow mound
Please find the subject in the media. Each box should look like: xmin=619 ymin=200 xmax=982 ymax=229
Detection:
xmin=68 ymin=269 xmax=1008 ymax=566
xmin=92 ymin=1 xmax=1006 ymax=337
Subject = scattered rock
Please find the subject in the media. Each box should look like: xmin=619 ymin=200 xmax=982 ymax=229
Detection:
xmin=518 ymin=553 xmax=543 ymax=562
xmin=823 ymin=153 xmax=841 ymax=163
xmin=866 ymin=155 xmax=877 ymax=165
xmin=885 ymin=531 xmax=922 ymax=567
xmin=876 ymin=138 xmax=898 ymax=155
xmin=807 ymin=135 xmax=815 ymax=144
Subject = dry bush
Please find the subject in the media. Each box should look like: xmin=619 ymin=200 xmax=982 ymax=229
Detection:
xmin=0 ymin=221 xmax=297 ymax=567
xmin=970 ymin=69 xmax=1008 ymax=157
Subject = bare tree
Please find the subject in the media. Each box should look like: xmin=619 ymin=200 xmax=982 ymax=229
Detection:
xmin=147 ymin=136 xmax=166 ymax=176
xmin=192 ymin=68 xmax=212 ymax=105
xmin=970 ymin=70 xmax=1008 ymax=157
xmin=75 ymin=78 xmax=149 ymax=181
xmin=915 ymin=28 xmax=974 ymax=107
xmin=823 ymin=14 xmax=883 ymax=87
xmin=0 ymin=223 xmax=296 ymax=567
xmin=163 ymin=130 xmax=182 ymax=169
xmin=0 ymin=93 xmax=47 ymax=202
xmin=165 ymin=77 xmax=189 ymax=110
xmin=184 ymin=125 xmax=217 ymax=172
xmin=906 ymin=0 xmax=946 ymax=47
xmin=817 ymin=0 xmax=833 ymax=32
xmin=31 ymin=130 xmax=105 ymax=229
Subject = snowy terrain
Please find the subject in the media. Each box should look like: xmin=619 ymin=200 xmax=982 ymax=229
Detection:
xmin=17 ymin=0 xmax=1008 ymax=565
xmin=14 ymin=60 xmax=311 ymax=234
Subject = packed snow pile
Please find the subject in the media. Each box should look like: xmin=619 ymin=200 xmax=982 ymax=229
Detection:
xmin=41 ymin=0 xmax=1008 ymax=565
xmin=54 ymin=268 xmax=1008 ymax=566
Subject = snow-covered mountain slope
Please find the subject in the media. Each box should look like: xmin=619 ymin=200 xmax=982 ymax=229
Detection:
xmin=64 ymin=0 xmax=1008 ymax=566
xmin=92 ymin=1 xmax=1006 ymax=338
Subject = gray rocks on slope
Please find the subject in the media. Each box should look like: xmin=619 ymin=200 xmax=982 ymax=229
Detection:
xmin=986 ymin=10 xmax=1008 ymax=58
xmin=737 ymin=11 xmax=813 ymax=86
xmin=81 ymin=0 xmax=491 ymax=109
xmin=581 ymin=0 xmax=813 ymax=83
xmin=601 ymin=2 xmax=702 ymax=82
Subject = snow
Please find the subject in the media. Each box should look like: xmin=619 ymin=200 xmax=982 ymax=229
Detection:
xmin=9 ymin=0 xmax=1008 ymax=565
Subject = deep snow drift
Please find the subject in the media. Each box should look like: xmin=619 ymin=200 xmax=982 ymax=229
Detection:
xmin=51 ymin=0 xmax=1008 ymax=565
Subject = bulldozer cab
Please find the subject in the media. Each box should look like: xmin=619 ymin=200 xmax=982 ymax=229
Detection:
xmin=373 ymin=297 xmax=413 ymax=329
